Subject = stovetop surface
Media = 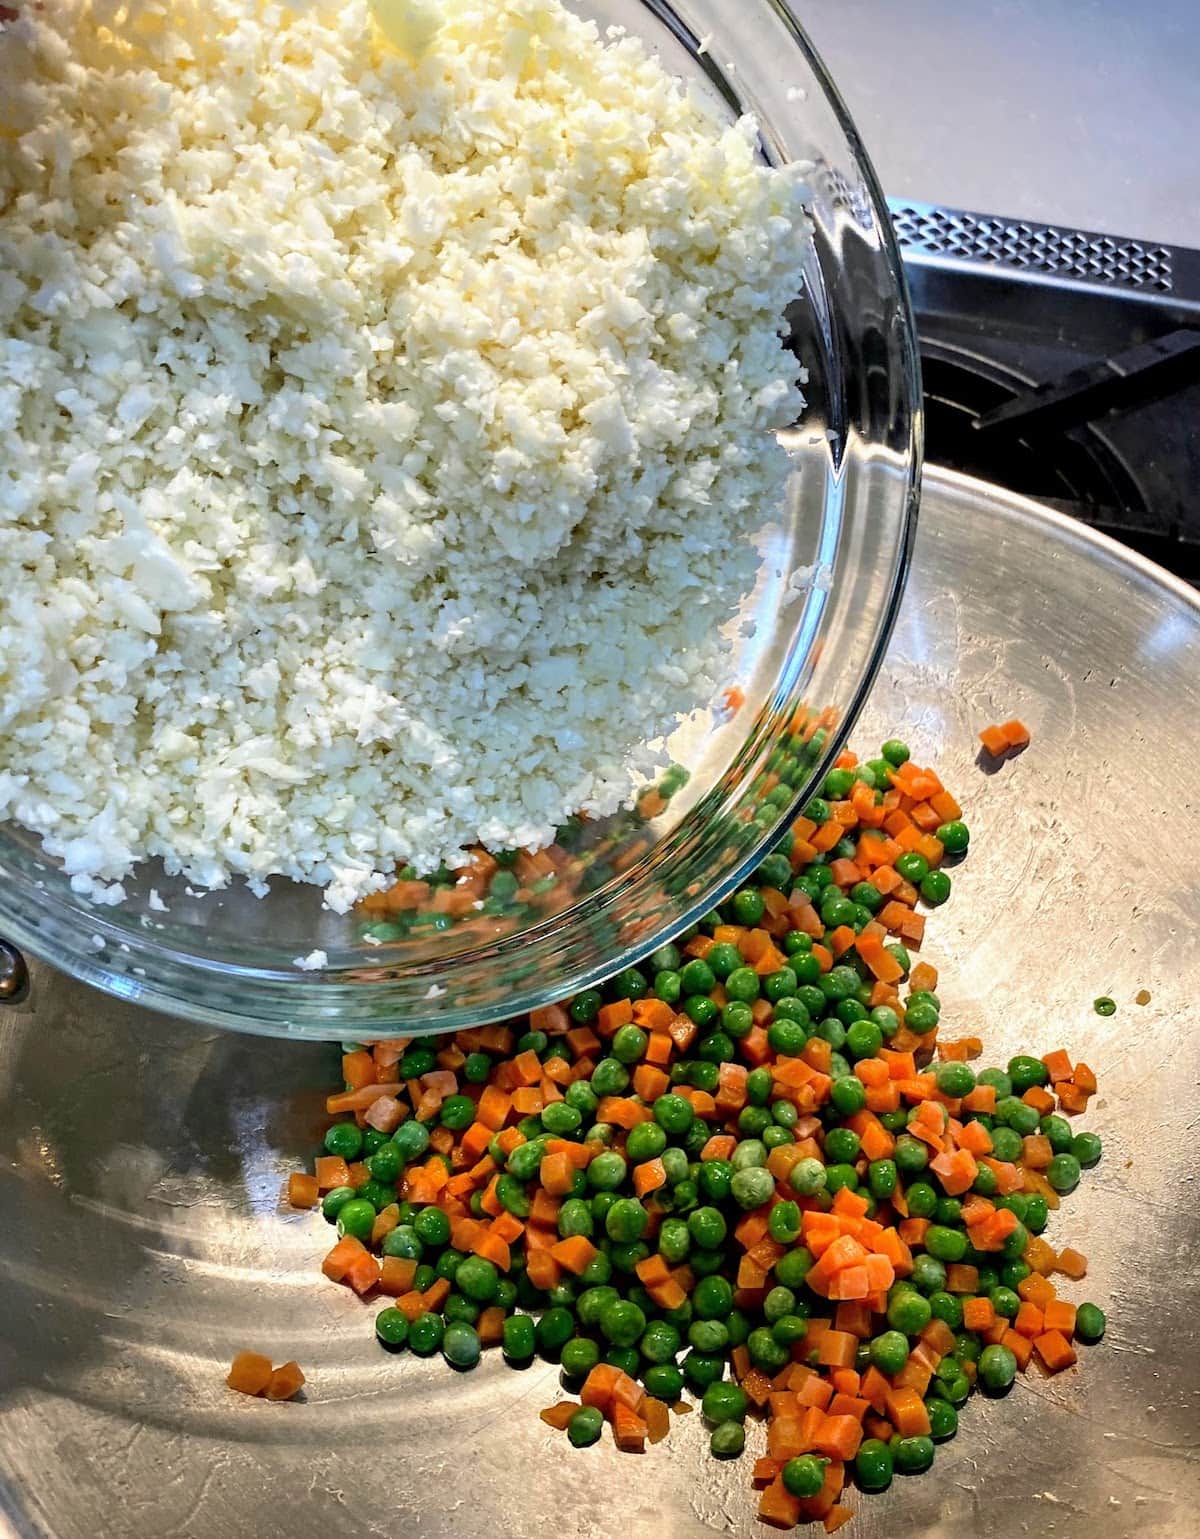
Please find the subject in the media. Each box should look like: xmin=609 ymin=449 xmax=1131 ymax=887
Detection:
xmin=892 ymin=200 xmax=1200 ymax=585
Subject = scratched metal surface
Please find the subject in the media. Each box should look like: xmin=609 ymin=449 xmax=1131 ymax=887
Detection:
xmin=1 ymin=468 xmax=1197 ymax=1539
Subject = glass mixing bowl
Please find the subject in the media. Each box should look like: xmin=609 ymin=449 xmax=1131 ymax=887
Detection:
xmin=0 ymin=0 xmax=921 ymax=1038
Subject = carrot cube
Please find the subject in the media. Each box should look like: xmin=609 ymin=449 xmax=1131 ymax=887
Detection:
xmin=265 ymin=1361 xmax=306 ymax=1401
xmin=226 ymin=1351 xmax=274 ymax=1396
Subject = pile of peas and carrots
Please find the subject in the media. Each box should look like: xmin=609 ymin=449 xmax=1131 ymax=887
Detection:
xmin=287 ymin=728 xmax=1106 ymax=1531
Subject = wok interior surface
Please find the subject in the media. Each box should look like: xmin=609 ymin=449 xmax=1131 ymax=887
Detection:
xmin=1 ymin=469 xmax=1197 ymax=1539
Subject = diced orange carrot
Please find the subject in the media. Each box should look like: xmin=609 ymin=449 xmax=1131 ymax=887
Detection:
xmin=227 ymin=1351 xmax=274 ymax=1396
xmin=344 ymin=1251 xmax=382 ymax=1295
xmin=265 ymin=1361 xmax=306 ymax=1401
xmin=379 ymin=1256 xmax=418 ymax=1296
xmin=759 ymin=1478 xmax=802 ymax=1528
xmin=1033 ymin=1329 xmax=1078 ymax=1373
xmin=1043 ymin=1299 xmax=1077 ymax=1338
xmin=1018 ymin=1273 xmax=1058 ymax=1309
xmin=597 ymin=1000 xmax=634 ymax=1032
xmin=885 ymin=1387 xmax=931 ymax=1437
xmin=321 ymin=1234 xmax=366 ymax=1283
xmin=313 ymin=1155 xmax=352 ymax=1191
xmin=612 ymin=1401 xmax=647 ymax=1452
xmin=540 ymin=1401 xmax=581 ymax=1430
xmin=812 ymin=1414 xmax=863 ymax=1462
xmin=963 ymin=1296 xmax=996 ymax=1332
xmin=1055 ymin=1246 xmax=1088 ymax=1280
xmin=978 ymin=724 xmax=1010 ymax=756
xmin=287 ymin=1172 xmax=320 ymax=1208
xmin=525 ymin=1251 xmax=562 ymax=1290
xmin=633 ymin=1157 xmax=667 ymax=1197
xmin=538 ymin=1151 xmax=575 ymax=1196
xmin=550 ymin=1235 xmax=599 ymax=1275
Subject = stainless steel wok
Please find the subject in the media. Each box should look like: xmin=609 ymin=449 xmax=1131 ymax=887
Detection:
xmin=1 ymin=467 xmax=1197 ymax=1539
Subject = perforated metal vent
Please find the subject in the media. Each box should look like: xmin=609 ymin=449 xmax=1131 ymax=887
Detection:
xmin=889 ymin=201 xmax=1174 ymax=294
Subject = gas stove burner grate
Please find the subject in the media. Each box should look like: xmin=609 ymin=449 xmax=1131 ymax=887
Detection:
xmin=891 ymin=201 xmax=1174 ymax=294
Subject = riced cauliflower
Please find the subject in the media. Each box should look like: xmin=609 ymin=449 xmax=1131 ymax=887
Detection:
xmin=0 ymin=0 xmax=808 ymax=911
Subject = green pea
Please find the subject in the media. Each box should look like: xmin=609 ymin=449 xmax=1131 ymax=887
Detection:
xmin=693 ymin=1274 xmax=734 ymax=1320
xmin=576 ymin=1285 xmax=619 ymax=1329
xmin=612 ymin=1024 xmax=648 ymax=1064
xmin=604 ymin=1345 xmax=640 ymax=1376
xmin=978 ymin=1343 xmax=1017 ymax=1392
xmin=891 ymin=1433 xmax=934 ymax=1474
xmin=824 ymin=1127 xmax=860 ymax=1164
xmin=769 ymin=1200 xmax=802 ymax=1245
xmin=855 ymin=1438 xmax=894 ymax=1492
xmin=888 ymin=1290 xmax=932 ymax=1335
xmin=868 ymin=1159 xmax=898 ymax=1199
xmin=924 ymin=1224 xmax=968 ymax=1263
xmin=374 ymin=1307 xmax=409 ymax=1348
xmin=895 ymin=852 xmax=929 ymax=884
xmin=745 ymin=1068 xmax=774 ymax=1106
xmin=870 ymin=1330 xmax=909 ymax=1376
xmin=561 ymin=1337 xmax=601 ymax=1379
xmin=929 ymin=1291 xmax=963 ymax=1330
xmin=936 ymin=1061 xmax=975 ymax=1098
xmin=441 ymin=1321 xmax=481 ymax=1369
xmin=710 ymin=1421 xmax=746 ymax=1458
xmin=784 ymin=1454 xmax=829 ymax=1498
xmin=702 ymin=1381 xmax=748 ymax=1423
xmin=644 ymin=1363 xmax=685 ymax=1401
xmin=335 ymin=1198 xmax=377 ymax=1243
xmin=731 ymin=1167 xmax=774 ymax=1209
xmin=606 ymin=1198 xmax=649 ymax=1244
xmin=321 ymin=1185 xmax=357 ymax=1222
xmin=689 ymin=1319 xmax=729 ymax=1353
xmin=591 ymin=1058 xmax=630 ymax=1097
xmin=682 ymin=1205 xmax=724 ymax=1252
xmin=324 ymin=1122 xmax=364 ymax=1160
xmin=683 ymin=1350 xmax=726 ymax=1391
xmin=599 ymin=1300 xmax=646 ymax=1348
xmin=845 ymin=1018 xmax=883 ymax=1060
xmin=654 ymin=970 xmax=682 ymax=1005
xmin=725 ymin=967 xmax=760 ymax=1003
xmin=905 ymin=1181 xmax=938 ymax=1219
xmin=894 ymin=1134 xmax=929 ymax=1175
xmin=541 ymin=1102 xmax=582 ymax=1138
xmin=413 ymin=1205 xmax=451 ymax=1246
xmin=588 ymin=1151 xmax=627 ymax=1190
xmin=565 ymin=1082 xmax=598 ymax=1117
xmin=536 ymin=1306 xmax=576 ymax=1356
xmin=567 ymin=1405 xmax=604 ymax=1447
xmin=729 ymin=889 xmax=765 ymax=926
xmin=454 ymin=1255 xmax=498 ymax=1302
xmin=920 ymin=871 xmax=951 ymax=906
xmin=400 ymin=1312 xmax=443 ymax=1360
xmin=747 ymin=1327 xmax=788 ymax=1372
xmin=910 ymin=1254 xmax=946 ymax=1295
xmin=774 ymin=1247 xmax=815 ymax=1290
xmin=1072 ymin=1131 xmax=1103 ymax=1168
xmin=1007 ymin=1055 xmax=1049 ymax=1094
xmin=925 ymin=1397 xmax=958 ymax=1441
xmin=1075 ymin=1302 xmax=1106 ymax=1343
xmin=1046 ymin=1152 xmax=1082 ymax=1193
xmin=654 ymin=1094 xmax=694 ymax=1136
xmin=609 ymin=967 xmax=647 ymax=1001
xmin=790 ymin=1158 xmax=827 ymax=1197
xmin=557 ymin=1197 xmax=594 ymax=1240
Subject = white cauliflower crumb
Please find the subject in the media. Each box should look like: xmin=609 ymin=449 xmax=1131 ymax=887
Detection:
xmin=0 ymin=0 xmax=809 ymax=912
xmin=293 ymin=950 xmax=329 ymax=971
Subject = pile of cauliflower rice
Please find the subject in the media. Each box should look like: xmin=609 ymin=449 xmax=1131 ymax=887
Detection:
xmin=0 ymin=0 xmax=808 ymax=912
